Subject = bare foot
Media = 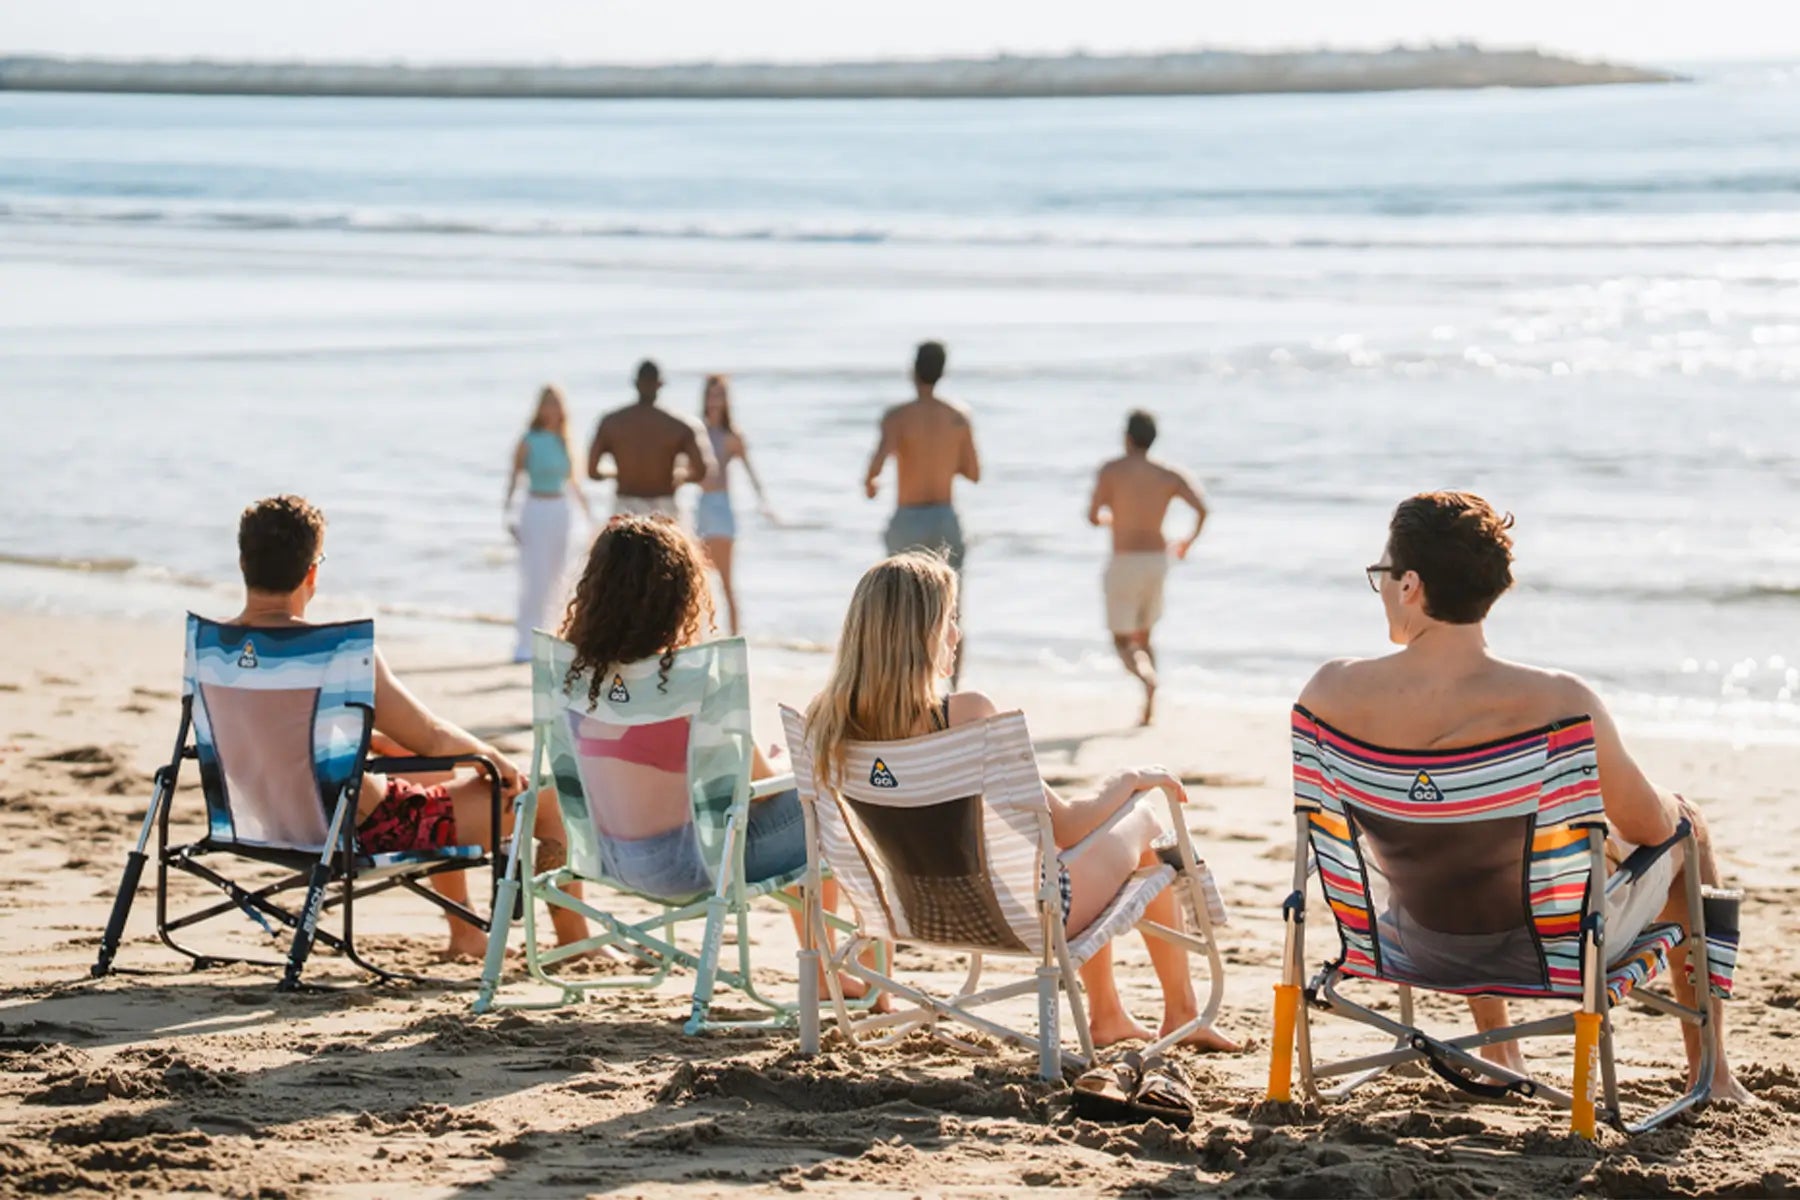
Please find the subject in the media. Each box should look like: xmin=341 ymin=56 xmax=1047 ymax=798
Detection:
xmin=1163 ymin=1018 xmax=1241 ymax=1052
xmin=439 ymin=938 xmax=487 ymax=963
xmin=1091 ymin=1012 xmax=1157 ymax=1047
xmin=832 ymin=971 xmax=893 ymax=1013
xmin=1479 ymin=1044 xmax=1529 ymax=1078
xmin=1139 ymin=685 xmax=1156 ymax=728
xmin=1701 ymin=1072 xmax=1758 ymax=1105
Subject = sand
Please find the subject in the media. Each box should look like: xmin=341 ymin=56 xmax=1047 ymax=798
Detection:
xmin=1 ymin=605 xmax=1797 ymax=1198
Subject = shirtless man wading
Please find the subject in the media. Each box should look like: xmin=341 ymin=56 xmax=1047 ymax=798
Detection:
xmin=864 ymin=340 xmax=981 ymax=683
xmin=1087 ymin=409 xmax=1208 ymax=726
xmin=588 ymin=360 xmax=715 ymax=518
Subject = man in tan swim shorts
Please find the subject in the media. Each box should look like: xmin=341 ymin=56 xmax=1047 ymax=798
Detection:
xmin=1088 ymin=410 xmax=1208 ymax=726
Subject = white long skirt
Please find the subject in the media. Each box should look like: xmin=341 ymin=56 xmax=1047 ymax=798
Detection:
xmin=515 ymin=494 xmax=573 ymax=660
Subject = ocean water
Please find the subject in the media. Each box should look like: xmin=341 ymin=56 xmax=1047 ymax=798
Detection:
xmin=1 ymin=68 xmax=1797 ymax=738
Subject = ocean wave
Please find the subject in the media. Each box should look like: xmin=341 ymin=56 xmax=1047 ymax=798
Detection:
xmin=6 ymin=198 xmax=1800 ymax=254
xmin=0 ymin=550 xmax=141 ymax=574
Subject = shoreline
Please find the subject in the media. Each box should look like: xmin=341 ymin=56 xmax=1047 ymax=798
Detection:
xmin=3 ymin=557 xmax=1794 ymax=750
xmin=0 ymin=47 xmax=1678 ymax=101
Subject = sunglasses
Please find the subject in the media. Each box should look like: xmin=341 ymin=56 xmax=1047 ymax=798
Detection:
xmin=1365 ymin=562 xmax=1397 ymax=593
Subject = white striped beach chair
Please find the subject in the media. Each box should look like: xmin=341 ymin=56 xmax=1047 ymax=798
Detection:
xmin=1268 ymin=705 xmax=1738 ymax=1137
xmin=779 ymin=704 xmax=1229 ymax=1080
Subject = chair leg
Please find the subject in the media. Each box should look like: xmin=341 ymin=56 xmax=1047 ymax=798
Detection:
xmin=1035 ymin=963 xmax=1061 ymax=1081
xmin=1571 ymin=1010 xmax=1602 ymax=1139
xmin=1269 ymin=983 xmax=1302 ymax=1102
xmin=95 ymin=770 xmax=171 ymax=977
xmin=474 ymin=832 xmax=527 ymax=1015
xmin=684 ymin=895 xmax=730 ymax=1036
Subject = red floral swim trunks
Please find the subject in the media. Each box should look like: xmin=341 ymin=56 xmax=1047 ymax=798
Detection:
xmin=357 ymin=778 xmax=457 ymax=854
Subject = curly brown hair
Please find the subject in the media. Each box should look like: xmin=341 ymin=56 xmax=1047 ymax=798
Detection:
xmin=560 ymin=515 xmax=714 ymax=703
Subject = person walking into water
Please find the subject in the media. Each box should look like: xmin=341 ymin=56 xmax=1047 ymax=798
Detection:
xmin=588 ymin=360 xmax=714 ymax=519
xmin=863 ymin=340 xmax=981 ymax=683
xmin=1087 ymin=409 xmax=1208 ymax=726
xmin=504 ymin=385 xmax=591 ymax=663
xmin=696 ymin=374 xmax=776 ymax=636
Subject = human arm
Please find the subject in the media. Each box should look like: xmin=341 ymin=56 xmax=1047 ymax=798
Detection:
xmin=677 ymin=422 xmax=713 ymax=488
xmin=1171 ymin=470 xmax=1209 ymax=560
xmin=956 ymin=413 xmax=981 ymax=484
xmin=503 ymin=440 xmax=526 ymax=539
xmin=1087 ymin=470 xmax=1111 ymax=528
xmin=586 ymin=421 xmax=611 ymax=482
xmin=864 ymin=410 xmax=895 ymax=500
xmin=372 ymin=650 xmax=524 ymax=797
xmin=563 ymin=450 xmax=593 ymax=523
xmin=735 ymin=434 xmax=777 ymax=520
xmin=1571 ymin=678 xmax=1679 ymax=846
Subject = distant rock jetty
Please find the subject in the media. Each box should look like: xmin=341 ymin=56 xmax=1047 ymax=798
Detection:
xmin=0 ymin=46 xmax=1677 ymax=101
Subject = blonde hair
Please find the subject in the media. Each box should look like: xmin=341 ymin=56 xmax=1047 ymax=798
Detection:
xmin=805 ymin=552 xmax=957 ymax=788
xmin=528 ymin=384 xmax=576 ymax=465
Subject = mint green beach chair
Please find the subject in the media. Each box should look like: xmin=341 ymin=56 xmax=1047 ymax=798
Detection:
xmin=474 ymin=632 xmax=856 ymax=1033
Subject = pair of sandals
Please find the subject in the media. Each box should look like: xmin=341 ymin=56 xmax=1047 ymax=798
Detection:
xmin=1071 ymin=1049 xmax=1196 ymax=1128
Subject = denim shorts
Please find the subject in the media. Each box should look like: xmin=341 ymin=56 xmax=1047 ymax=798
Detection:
xmin=596 ymin=787 xmax=806 ymax=899
xmin=695 ymin=491 xmax=737 ymax=541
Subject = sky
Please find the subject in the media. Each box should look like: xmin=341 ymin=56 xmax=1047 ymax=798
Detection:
xmin=0 ymin=1 xmax=1793 ymax=67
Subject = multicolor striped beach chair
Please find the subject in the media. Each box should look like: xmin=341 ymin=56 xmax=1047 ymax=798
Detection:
xmin=474 ymin=633 xmax=864 ymax=1033
xmin=94 ymin=616 xmax=502 ymax=990
xmin=779 ymin=704 xmax=1229 ymax=1080
xmin=1267 ymin=704 xmax=1733 ymax=1136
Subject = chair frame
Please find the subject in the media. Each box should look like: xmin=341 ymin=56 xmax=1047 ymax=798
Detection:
xmin=473 ymin=636 xmax=870 ymax=1034
xmin=1267 ymin=729 xmax=1719 ymax=1137
xmin=784 ymin=706 xmax=1228 ymax=1081
xmin=94 ymin=631 xmax=502 ymax=991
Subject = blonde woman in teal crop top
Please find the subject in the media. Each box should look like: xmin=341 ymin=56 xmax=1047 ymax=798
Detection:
xmin=505 ymin=385 xmax=592 ymax=662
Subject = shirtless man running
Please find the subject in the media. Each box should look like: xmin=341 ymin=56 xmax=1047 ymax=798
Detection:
xmin=588 ymin=360 xmax=714 ymax=518
xmin=1087 ymin=410 xmax=1208 ymax=726
xmin=864 ymin=340 xmax=981 ymax=682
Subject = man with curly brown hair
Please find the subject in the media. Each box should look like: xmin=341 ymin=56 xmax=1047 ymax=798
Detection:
xmin=1298 ymin=490 xmax=1749 ymax=1104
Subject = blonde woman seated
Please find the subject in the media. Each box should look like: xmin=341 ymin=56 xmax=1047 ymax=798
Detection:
xmin=804 ymin=551 xmax=1238 ymax=1050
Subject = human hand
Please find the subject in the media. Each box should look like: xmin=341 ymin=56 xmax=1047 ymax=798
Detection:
xmin=1171 ymin=537 xmax=1195 ymax=561
xmin=506 ymin=520 xmax=521 ymax=544
xmin=864 ymin=478 xmax=879 ymax=500
xmin=485 ymin=751 xmax=527 ymax=799
xmin=1134 ymin=765 xmax=1189 ymax=804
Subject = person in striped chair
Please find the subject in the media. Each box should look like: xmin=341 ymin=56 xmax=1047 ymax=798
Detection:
xmin=1296 ymin=490 xmax=1750 ymax=1103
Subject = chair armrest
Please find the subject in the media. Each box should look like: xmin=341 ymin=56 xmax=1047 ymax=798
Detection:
xmin=1605 ymin=816 xmax=1691 ymax=894
xmin=750 ymin=772 xmax=796 ymax=801
xmin=368 ymin=752 xmax=499 ymax=777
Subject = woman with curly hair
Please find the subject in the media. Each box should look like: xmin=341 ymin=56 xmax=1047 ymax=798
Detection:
xmin=558 ymin=514 xmax=804 ymax=897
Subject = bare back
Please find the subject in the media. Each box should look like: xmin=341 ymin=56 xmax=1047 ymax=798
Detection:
xmin=1300 ymin=649 xmax=1677 ymax=846
xmin=882 ymin=397 xmax=978 ymax=507
xmin=1093 ymin=455 xmax=1189 ymax=554
xmin=591 ymin=404 xmax=708 ymax=498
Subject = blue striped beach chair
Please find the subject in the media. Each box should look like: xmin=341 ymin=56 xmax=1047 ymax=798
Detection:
xmin=1267 ymin=705 xmax=1737 ymax=1136
xmin=779 ymin=704 xmax=1230 ymax=1081
xmin=474 ymin=633 xmax=864 ymax=1033
xmin=93 ymin=615 xmax=501 ymax=990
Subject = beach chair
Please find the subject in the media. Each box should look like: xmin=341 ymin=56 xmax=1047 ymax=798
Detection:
xmin=93 ymin=615 xmax=501 ymax=990
xmin=778 ymin=704 xmax=1229 ymax=1081
xmin=474 ymin=632 xmax=860 ymax=1033
xmin=1267 ymin=705 xmax=1737 ymax=1137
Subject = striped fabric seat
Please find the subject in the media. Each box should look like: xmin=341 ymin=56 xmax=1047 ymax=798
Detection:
xmin=1606 ymin=922 xmax=1686 ymax=1006
xmin=1293 ymin=705 xmax=1612 ymax=999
